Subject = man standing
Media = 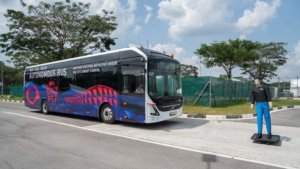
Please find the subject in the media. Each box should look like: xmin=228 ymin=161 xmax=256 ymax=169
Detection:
xmin=250 ymin=77 xmax=273 ymax=139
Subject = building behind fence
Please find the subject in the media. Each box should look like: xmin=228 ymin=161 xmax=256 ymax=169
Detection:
xmin=290 ymin=79 xmax=300 ymax=97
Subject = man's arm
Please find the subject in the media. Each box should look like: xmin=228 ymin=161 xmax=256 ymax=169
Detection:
xmin=264 ymin=86 xmax=272 ymax=109
xmin=250 ymin=90 xmax=255 ymax=109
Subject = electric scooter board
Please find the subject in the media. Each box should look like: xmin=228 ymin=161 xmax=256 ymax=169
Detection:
xmin=251 ymin=134 xmax=280 ymax=144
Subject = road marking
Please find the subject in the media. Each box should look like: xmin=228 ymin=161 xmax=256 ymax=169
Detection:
xmin=2 ymin=111 xmax=296 ymax=169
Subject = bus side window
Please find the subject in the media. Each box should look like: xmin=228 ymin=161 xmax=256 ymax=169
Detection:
xmin=121 ymin=69 xmax=144 ymax=95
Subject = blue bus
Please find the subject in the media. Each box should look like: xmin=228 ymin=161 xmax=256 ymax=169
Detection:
xmin=24 ymin=47 xmax=183 ymax=123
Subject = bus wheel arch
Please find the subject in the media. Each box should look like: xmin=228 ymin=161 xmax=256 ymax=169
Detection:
xmin=99 ymin=103 xmax=115 ymax=124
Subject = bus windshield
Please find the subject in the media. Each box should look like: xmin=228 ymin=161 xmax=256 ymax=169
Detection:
xmin=148 ymin=57 xmax=181 ymax=100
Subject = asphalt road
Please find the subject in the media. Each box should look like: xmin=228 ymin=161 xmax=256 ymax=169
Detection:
xmin=0 ymin=101 xmax=284 ymax=169
xmin=235 ymin=108 xmax=300 ymax=128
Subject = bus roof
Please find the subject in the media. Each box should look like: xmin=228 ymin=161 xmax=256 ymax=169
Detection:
xmin=25 ymin=47 xmax=178 ymax=69
xmin=25 ymin=47 xmax=144 ymax=69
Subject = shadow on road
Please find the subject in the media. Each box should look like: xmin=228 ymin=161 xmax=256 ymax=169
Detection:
xmin=251 ymin=135 xmax=291 ymax=146
xmin=29 ymin=110 xmax=99 ymax=122
xmin=29 ymin=110 xmax=209 ymax=131
xmin=118 ymin=118 xmax=209 ymax=131
xmin=202 ymin=154 xmax=218 ymax=169
xmin=276 ymin=136 xmax=292 ymax=146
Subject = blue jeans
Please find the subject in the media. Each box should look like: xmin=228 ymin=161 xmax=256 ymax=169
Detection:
xmin=256 ymin=102 xmax=272 ymax=134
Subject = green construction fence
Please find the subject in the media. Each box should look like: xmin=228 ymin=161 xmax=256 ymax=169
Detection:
xmin=2 ymin=85 xmax=24 ymax=97
xmin=182 ymin=76 xmax=256 ymax=106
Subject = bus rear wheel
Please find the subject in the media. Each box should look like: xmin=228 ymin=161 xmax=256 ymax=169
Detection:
xmin=101 ymin=104 xmax=115 ymax=124
xmin=41 ymin=100 xmax=49 ymax=114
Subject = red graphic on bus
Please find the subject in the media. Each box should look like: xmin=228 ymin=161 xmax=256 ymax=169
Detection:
xmin=25 ymin=85 xmax=40 ymax=105
xmin=64 ymin=85 xmax=118 ymax=107
xmin=46 ymin=81 xmax=58 ymax=103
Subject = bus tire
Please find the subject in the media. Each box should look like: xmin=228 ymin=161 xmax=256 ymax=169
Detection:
xmin=100 ymin=104 xmax=115 ymax=124
xmin=41 ymin=100 xmax=49 ymax=114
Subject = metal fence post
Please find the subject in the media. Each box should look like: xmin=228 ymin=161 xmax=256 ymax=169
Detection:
xmin=224 ymin=79 xmax=226 ymax=104
xmin=1 ymin=69 xmax=3 ymax=96
xmin=235 ymin=81 xmax=237 ymax=101
xmin=209 ymin=76 xmax=212 ymax=107
xmin=277 ymin=77 xmax=280 ymax=97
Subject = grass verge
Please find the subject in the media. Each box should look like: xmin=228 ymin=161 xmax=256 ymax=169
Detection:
xmin=183 ymin=99 xmax=300 ymax=115
xmin=0 ymin=95 xmax=24 ymax=102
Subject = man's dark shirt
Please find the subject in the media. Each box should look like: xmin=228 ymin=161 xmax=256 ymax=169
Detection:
xmin=250 ymin=85 xmax=272 ymax=104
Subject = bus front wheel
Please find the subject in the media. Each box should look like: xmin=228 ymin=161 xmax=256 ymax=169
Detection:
xmin=100 ymin=104 xmax=115 ymax=124
xmin=41 ymin=100 xmax=49 ymax=114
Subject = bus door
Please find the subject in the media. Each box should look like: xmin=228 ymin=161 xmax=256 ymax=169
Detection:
xmin=118 ymin=55 xmax=146 ymax=123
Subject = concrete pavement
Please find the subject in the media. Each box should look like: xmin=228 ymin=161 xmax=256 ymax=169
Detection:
xmin=85 ymin=113 xmax=300 ymax=168
xmin=1 ymin=101 xmax=299 ymax=168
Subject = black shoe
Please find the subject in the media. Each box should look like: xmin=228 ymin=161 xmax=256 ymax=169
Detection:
xmin=256 ymin=133 xmax=262 ymax=139
xmin=267 ymin=133 xmax=272 ymax=139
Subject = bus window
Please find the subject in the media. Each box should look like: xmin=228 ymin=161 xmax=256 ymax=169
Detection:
xmin=59 ymin=77 xmax=71 ymax=92
xmin=75 ymin=74 xmax=94 ymax=89
xmin=94 ymin=67 xmax=118 ymax=90
xmin=121 ymin=69 xmax=144 ymax=95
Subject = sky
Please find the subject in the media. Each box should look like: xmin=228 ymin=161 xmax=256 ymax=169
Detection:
xmin=0 ymin=0 xmax=300 ymax=81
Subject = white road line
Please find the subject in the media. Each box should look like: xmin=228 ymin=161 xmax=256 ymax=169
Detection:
xmin=2 ymin=111 xmax=296 ymax=169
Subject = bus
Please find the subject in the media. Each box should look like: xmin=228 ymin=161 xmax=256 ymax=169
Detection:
xmin=24 ymin=47 xmax=183 ymax=123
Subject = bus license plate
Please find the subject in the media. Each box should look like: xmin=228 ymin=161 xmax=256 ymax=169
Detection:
xmin=169 ymin=112 xmax=177 ymax=116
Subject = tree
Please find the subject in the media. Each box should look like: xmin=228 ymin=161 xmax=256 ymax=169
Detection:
xmin=0 ymin=1 xmax=117 ymax=69
xmin=239 ymin=42 xmax=287 ymax=81
xmin=195 ymin=39 xmax=244 ymax=80
xmin=180 ymin=64 xmax=198 ymax=77
xmin=219 ymin=74 xmax=228 ymax=80
xmin=0 ymin=61 xmax=23 ymax=85
xmin=232 ymin=76 xmax=250 ymax=82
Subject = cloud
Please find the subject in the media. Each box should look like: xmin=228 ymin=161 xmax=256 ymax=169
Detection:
xmin=144 ymin=4 xmax=153 ymax=23
xmin=133 ymin=25 xmax=142 ymax=34
xmin=157 ymin=0 xmax=232 ymax=40
xmin=127 ymin=0 xmax=137 ymax=11
xmin=128 ymin=43 xmax=139 ymax=47
xmin=289 ymin=41 xmax=300 ymax=66
xmin=0 ymin=0 xmax=138 ymax=64
xmin=157 ymin=0 xmax=282 ymax=40
xmin=0 ymin=0 xmax=137 ymax=37
xmin=277 ymin=41 xmax=300 ymax=77
xmin=129 ymin=43 xmax=189 ymax=64
xmin=235 ymin=0 xmax=281 ymax=35
xmin=151 ymin=43 xmax=185 ymax=59
xmin=294 ymin=41 xmax=300 ymax=62
xmin=150 ymin=43 xmax=228 ymax=76
xmin=93 ymin=0 xmax=137 ymax=36
xmin=145 ymin=4 xmax=153 ymax=12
